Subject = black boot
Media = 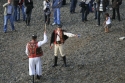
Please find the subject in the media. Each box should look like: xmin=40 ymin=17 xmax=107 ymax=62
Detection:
xmin=63 ymin=56 xmax=67 ymax=67
xmin=25 ymin=18 xmax=28 ymax=26
xmin=27 ymin=19 xmax=30 ymax=26
xmin=36 ymin=75 xmax=40 ymax=80
xmin=52 ymin=56 xmax=58 ymax=67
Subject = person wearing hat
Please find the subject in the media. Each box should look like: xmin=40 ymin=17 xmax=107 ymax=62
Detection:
xmin=50 ymin=25 xmax=78 ymax=67
xmin=25 ymin=31 xmax=47 ymax=79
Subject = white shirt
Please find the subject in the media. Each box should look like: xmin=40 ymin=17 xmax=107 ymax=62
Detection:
xmin=56 ymin=31 xmax=76 ymax=41
xmin=43 ymin=1 xmax=51 ymax=10
xmin=25 ymin=33 xmax=47 ymax=56
xmin=106 ymin=17 xmax=111 ymax=24
xmin=82 ymin=0 xmax=90 ymax=4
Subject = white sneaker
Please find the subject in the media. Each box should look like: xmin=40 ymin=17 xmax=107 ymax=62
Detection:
xmin=52 ymin=22 xmax=56 ymax=25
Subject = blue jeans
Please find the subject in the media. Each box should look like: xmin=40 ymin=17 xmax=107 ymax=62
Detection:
xmin=54 ymin=8 xmax=60 ymax=25
xmin=3 ymin=15 xmax=15 ymax=32
xmin=13 ymin=6 xmax=18 ymax=21
xmin=70 ymin=0 xmax=77 ymax=12
xmin=17 ymin=5 xmax=26 ymax=21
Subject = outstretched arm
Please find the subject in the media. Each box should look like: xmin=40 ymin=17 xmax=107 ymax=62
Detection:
xmin=64 ymin=32 xmax=78 ymax=37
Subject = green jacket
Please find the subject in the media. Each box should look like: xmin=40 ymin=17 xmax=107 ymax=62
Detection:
xmin=3 ymin=3 xmax=14 ymax=16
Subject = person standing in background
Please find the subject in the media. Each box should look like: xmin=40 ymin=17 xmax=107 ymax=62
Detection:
xmin=13 ymin=0 xmax=19 ymax=21
xmin=52 ymin=0 xmax=62 ymax=25
xmin=17 ymin=0 xmax=26 ymax=21
xmin=24 ymin=0 xmax=34 ymax=26
xmin=43 ymin=0 xmax=52 ymax=25
xmin=112 ymin=0 xmax=122 ymax=21
xmin=70 ymin=0 xmax=77 ymax=14
xmin=3 ymin=0 xmax=16 ymax=33
xmin=96 ymin=0 xmax=108 ymax=26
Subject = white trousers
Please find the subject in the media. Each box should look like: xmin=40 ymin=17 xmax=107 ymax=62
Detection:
xmin=29 ymin=57 xmax=42 ymax=76
xmin=54 ymin=44 xmax=65 ymax=57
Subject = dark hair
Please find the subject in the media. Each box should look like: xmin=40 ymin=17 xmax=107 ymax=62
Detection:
xmin=32 ymin=35 xmax=37 ymax=40
xmin=105 ymin=13 xmax=109 ymax=17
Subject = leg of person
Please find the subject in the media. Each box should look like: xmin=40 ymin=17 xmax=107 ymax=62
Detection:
xmin=116 ymin=8 xmax=121 ymax=21
xmin=57 ymin=8 xmax=61 ymax=25
xmin=3 ymin=15 xmax=8 ymax=33
xmin=45 ymin=14 xmax=47 ymax=23
xmin=29 ymin=58 xmax=36 ymax=76
xmin=62 ymin=0 xmax=66 ymax=5
xmin=13 ymin=6 xmax=18 ymax=21
xmin=22 ymin=5 xmax=26 ymax=21
xmin=47 ymin=14 xmax=51 ymax=25
xmin=94 ymin=3 xmax=97 ymax=19
xmin=70 ymin=0 xmax=74 ymax=13
xmin=10 ymin=15 xmax=16 ymax=31
xmin=25 ymin=14 xmax=28 ymax=25
xmin=97 ymin=11 xmax=100 ymax=26
xmin=17 ymin=6 xmax=20 ymax=21
xmin=85 ymin=4 xmax=89 ymax=21
xmin=112 ymin=8 xmax=115 ymax=19
xmin=59 ymin=44 xmax=67 ymax=67
xmin=53 ymin=44 xmax=59 ymax=67
xmin=27 ymin=10 xmax=32 ymax=26
xmin=73 ymin=0 xmax=77 ymax=13
xmin=82 ymin=8 xmax=85 ymax=22
xmin=35 ymin=57 xmax=42 ymax=80
xmin=85 ymin=9 xmax=88 ymax=21
xmin=52 ymin=9 xmax=57 ymax=25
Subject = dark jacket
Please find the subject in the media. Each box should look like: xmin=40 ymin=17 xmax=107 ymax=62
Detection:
xmin=50 ymin=29 xmax=68 ymax=46
xmin=112 ymin=0 xmax=121 ymax=8
xmin=24 ymin=0 xmax=33 ymax=14
xmin=96 ymin=0 xmax=109 ymax=12
xmin=24 ymin=0 xmax=33 ymax=7
xmin=13 ymin=0 xmax=19 ymax=6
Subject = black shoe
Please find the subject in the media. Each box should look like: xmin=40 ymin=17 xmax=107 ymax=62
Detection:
xmin=112 ymin=18 xmax=115 ymax=20
xmin=94 ymin=18 xmax=97 ymax=20
xmin=85 ymin=20 xmax=88 ymax=21
xmin=52 ymin=64 xmax=57 ymax=67
xmin=36 ymin=75 xmax=40 ymax=80
xmin=12 ymin=29 xmax=17 ymax=32
xmin=4 ymin=31 xmax=7 ymax=33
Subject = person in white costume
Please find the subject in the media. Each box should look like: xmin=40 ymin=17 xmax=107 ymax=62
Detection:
xmin=25 ymin=31 xmax=47 ymax=79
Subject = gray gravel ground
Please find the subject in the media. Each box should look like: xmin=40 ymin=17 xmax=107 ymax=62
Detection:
xmin=0 ymin=0 xmax=125 ymax=83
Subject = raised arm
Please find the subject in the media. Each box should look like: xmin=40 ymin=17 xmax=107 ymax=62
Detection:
xmin=37 ymin=32 xmax=48 ymax=47
xmin=3 ymin=3 xmax=9 ymax=7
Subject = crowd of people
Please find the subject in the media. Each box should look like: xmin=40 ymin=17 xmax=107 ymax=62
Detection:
xmin=3 ymin=0 xmax=122 ymax=33
xmin=2 ymin=0 xmax=123 ymax=81
xmin=3 ymin=0 xmax=33 ymax=33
